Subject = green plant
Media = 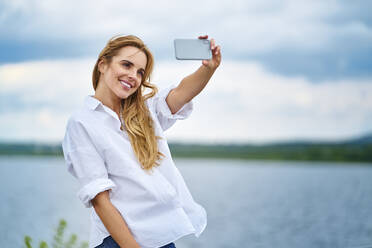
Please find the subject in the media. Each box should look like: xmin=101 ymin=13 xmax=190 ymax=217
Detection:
xmin=24 ymin=219 xmax=88 ymax=248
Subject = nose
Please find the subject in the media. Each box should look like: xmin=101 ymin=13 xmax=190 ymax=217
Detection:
xmin=128 ymin=68 xmax=138 ymax=80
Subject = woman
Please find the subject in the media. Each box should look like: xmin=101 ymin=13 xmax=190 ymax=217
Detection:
xmin=62 ymin=34 xmax=221 ymax=248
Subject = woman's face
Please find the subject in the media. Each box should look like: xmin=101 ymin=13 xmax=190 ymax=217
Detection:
xmin=99 ymin=46 xmax=147 ymax=100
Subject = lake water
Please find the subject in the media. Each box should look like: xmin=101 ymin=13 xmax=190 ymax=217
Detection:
xmin=1 ymin=156 xmax=372 ymax=248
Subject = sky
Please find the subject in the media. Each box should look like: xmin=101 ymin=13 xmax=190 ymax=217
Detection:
xmin=0 ymin=0 xmax=371 ymax=144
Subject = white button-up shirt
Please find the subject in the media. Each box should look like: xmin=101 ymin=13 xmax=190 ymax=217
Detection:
xmin=62 ymin=86 xmax=207 ymax=248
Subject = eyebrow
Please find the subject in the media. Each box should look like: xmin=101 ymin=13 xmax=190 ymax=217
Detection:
xmin=121 ymin=60 xmax=145 ymax=73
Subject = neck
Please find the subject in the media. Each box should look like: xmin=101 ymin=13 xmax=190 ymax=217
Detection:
xmin=94 ymin=82 xmax=121 ymax=117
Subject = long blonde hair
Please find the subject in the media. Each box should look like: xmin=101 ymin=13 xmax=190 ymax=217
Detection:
xmin=92 ymin=35 xmax=163 ymax=171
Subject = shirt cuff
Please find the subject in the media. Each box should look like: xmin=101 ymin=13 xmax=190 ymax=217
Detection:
xmin=157 ymin=85 xmax=193 ymax=120
xmin=77 ymin=178 xmax=116 ymax=208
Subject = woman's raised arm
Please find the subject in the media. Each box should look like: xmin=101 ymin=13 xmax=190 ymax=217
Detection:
xmin=166 ymin=35 xmax=221 ymax=114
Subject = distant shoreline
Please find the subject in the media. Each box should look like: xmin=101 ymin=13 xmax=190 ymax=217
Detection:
xmin=1 ymin=140 xmax=371 ymax=163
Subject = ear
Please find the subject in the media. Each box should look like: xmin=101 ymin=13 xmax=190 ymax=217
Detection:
xmin=98 ymin=59 xmax=107 ymax=74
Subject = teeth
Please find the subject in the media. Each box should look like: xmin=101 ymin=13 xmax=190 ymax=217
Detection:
xmin=120 ymin=81 xmax=132 ymax=88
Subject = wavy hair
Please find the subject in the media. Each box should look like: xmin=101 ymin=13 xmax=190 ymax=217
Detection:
xmin=92 ymin=35 xmax=163 ymax=171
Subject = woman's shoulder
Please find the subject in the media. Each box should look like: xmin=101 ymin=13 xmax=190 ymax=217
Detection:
xmin=65 ymin=103 xmax=96 ymax=131
xmin=65 ymin=111 xmax=87 ymax=134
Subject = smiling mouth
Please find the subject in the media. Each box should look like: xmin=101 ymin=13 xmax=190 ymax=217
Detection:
xmin=119 ymin=80 xmax=132 ymax=89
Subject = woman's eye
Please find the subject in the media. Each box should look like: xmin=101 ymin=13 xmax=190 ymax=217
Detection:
xmin=122 ymin=63 xmax=130 ymax=68
xmin=138 ymin=71 xmax=144 ymax=77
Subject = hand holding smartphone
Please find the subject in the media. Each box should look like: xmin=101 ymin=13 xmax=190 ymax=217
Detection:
xmin=174 ymin=39 xmax=212 ymax=60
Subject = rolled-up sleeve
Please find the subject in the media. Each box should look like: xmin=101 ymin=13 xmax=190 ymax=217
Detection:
xmin=62 ymin=119 xmax=116 ymax=208
xmin=150 ymin=85 xmax=193 ymax=131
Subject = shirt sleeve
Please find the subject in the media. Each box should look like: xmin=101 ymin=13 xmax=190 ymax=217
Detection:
xmin=62 ymin=118 xmax=116 ymax=208
xmin=149 ymin=84 xmax=193 ymax=131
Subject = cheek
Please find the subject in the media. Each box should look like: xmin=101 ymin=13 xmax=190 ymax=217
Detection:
xmin=111 ymin=67 xmax=122 ymax=78
xmin=104 ymin=69 xmax=119 ymax=87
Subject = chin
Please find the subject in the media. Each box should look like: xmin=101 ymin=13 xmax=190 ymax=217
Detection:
xmin=119 ymin=91 xmax=133 ymax=99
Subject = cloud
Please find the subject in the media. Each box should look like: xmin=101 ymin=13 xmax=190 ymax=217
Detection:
xmin=154 ymin=60 xmax=372 ymax=143
xmin=0 ymin=58 xmax=95 ymax=111
xmin=1 ymin=58 xmax=371 ymax=143
xmin=0 ymin=0 xmax=371 ymax=80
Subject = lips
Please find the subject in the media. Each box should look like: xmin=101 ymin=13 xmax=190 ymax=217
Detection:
xmin=119 ymin=80 xmax=133 ymax=89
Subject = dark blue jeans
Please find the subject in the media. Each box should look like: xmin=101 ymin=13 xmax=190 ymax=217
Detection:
xmin=95 ymin=235 xmax=176 ymax=248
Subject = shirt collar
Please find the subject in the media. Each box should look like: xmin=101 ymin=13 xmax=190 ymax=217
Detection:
xmin=84 ymin=95 xmax=120 ymax=122
xmin=84 ymin=95 xmax=101 ymax=111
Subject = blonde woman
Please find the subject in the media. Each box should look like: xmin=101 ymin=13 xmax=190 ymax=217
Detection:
xmin=62 ymin=34 xmax=221 ymax=248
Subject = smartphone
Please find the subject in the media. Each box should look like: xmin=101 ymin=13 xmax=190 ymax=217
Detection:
xmin=174 ymin=39 xmax=212 ymax=60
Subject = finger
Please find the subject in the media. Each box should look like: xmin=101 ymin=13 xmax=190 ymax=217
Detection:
xmin=216 ymin=49 xmax=221 ymax=61
xmin=210 ymin=38 xmax=215 ymax=50
xmin=212 ymin=45 xmax=218 ymax=55
xmin=198 ymin=35 xmax=208 ymax=39
xmin=215 ymin=45 xmax=220 ymax=55
xmin=214 ymin=44 xmax=220 ymax=56
xmin=202 ymin=59 xmax=209 ymax=66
